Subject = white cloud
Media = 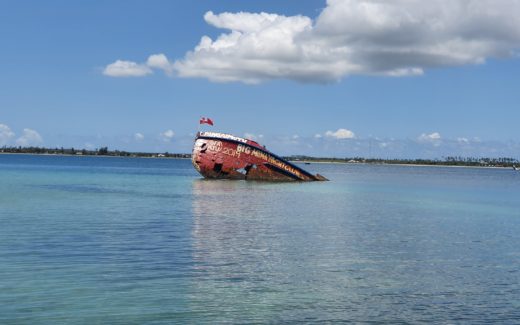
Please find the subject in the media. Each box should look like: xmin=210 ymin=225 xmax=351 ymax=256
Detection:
xmin=418 ymin=132 xmax=441 ymax=141
xmin=103 ymin=60 xmax=152 ymax=77
xmin=314 ymin=134 xmax=322 ymax=138
xmin=0 ymin=124 xmax=15 ymax=145
xmin=134 ymin=133 xmax=144 ymax=141
xmin=146 ymin=54 xmax=174 ymax=75
xmin=15 ymin=128 xmax=43 ymax=147
xmin=159 ymin=129 xmax=175 ymax=142
xmin=104 ymin=54 xmax=173 ymax=78
xmin=170 ymin=0 xmax=520 ymax=83
xmin=418 ymin=132 xmax=442 ymax=146
xmin=104 ymin=1 xmax=520 ymax=83
xmin=325 ymin=128 xmax=356 ymax=139
xmin=457 ymin=137 xmax=469 ymax=144
xmin=244 ymin=133 xmax=264 ymax=141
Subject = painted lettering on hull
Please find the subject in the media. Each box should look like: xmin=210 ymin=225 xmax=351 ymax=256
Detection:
xmin=193 ymin=133 xmax=327 ymax=181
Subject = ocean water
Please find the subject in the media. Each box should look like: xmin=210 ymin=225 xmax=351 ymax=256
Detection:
xmin=1 ymin=154 xmax=520 ymax=323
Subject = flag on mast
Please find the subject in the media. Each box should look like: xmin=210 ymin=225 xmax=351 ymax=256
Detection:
xmin=199 ymin=117 xmax=214 ymax=126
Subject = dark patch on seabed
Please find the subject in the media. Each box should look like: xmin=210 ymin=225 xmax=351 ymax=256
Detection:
xmin=31 ymin=184 xmax=189 ymax=199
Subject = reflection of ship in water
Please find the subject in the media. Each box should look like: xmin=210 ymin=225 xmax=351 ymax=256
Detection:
xmin=192 ymin=131 xmax=327 ymax=181
xmin=192 ymin=179 xmax=283 ymax=308
xmin=189 ymin=179 xmax=354 ymax=318
xmin=191 ymin=179 xmax=273 ymax=251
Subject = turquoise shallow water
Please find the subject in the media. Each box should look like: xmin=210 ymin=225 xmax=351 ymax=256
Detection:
xmin=1 ymin=154 xmax=520 ymax=323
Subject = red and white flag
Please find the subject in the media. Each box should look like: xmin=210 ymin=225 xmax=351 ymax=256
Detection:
xmin=199 ymin=117 xmax=214 ymax=126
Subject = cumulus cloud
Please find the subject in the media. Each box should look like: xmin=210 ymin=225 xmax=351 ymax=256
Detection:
xmin=457 ymin=137 xmax=470 ymax=144
xmin=325 ymin=128 xmax=356 ymax=139
xmin=418 ymin=132 xmax=441 ymax=141
xmin=417 ymin=132 xmax=442 ymax=146
xmin=159 ymin=129 xmax=175 ymax=142
xmin=134 ymin=132 xmax=144 ymax=141
xmin=146 ymin=54 xmax=174 ymax=75
xmin=104 ymin=54 xmax=174 ymax=77
xmin=244 ymin=133 xmax=264 ymax=141
xmin=103 ymin=1 xmax=520 ymax=83
xmin=170 ymin=0 xmax=520 ymax=83
xmin=103 ymin=60 xmax=153 ymax=77
xmin=16 ymin=128 xmax=43 ymax=147
xmin=173 ymin=11 xmax=316 ymax=83
xmin=0 ymin=124 xmax=15 ymax=145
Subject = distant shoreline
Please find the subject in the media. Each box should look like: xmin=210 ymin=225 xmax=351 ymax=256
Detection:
xmin=289 ymin=157 xmax=518 ymax=169
xmin=0 ymin=152 xmax=191 ymax=159
xmin=295 ymin=160 xmax=512 ymax=169
xmin=1 ymin=151 xmax=517 ymax=169
xmin=0 ymin=147 xmax=191 ymax=159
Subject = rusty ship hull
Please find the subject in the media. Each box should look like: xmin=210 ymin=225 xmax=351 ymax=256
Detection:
xmin=192 ymin=131 xmax=327 ymax=181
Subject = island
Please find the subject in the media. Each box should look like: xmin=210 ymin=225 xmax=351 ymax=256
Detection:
xmin=1 ymin=146 xmax=518 ymax=168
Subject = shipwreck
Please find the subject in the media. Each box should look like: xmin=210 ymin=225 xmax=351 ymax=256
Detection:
xmin=192 ymin=131 xmax=328 ymax=181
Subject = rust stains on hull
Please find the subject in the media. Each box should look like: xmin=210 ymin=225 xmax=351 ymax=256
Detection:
xmin=192 ymin=132 xmax=328 ymax=181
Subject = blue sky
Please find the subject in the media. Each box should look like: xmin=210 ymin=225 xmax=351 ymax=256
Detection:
xmin=1 ymin=0 xmax=520 ymax=158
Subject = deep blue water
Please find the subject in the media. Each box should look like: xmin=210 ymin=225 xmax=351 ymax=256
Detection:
xmin=1 ymin=154 xmax=520 ymax=323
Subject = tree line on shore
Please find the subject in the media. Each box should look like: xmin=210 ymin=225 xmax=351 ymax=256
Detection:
xmin=286 ymin=155 xmax=519 ymax=168
xmin=0 ymin=146 xmax=191 ymax=159
xmin=1 ymin=146 xmax=518 ymax=167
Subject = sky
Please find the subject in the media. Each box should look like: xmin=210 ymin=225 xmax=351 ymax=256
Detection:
xmin=1 ymin=0 xmax=520 ymax=158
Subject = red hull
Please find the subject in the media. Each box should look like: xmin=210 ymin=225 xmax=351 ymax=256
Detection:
xmin=192 ymin=132 xmax=327 ymax=181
